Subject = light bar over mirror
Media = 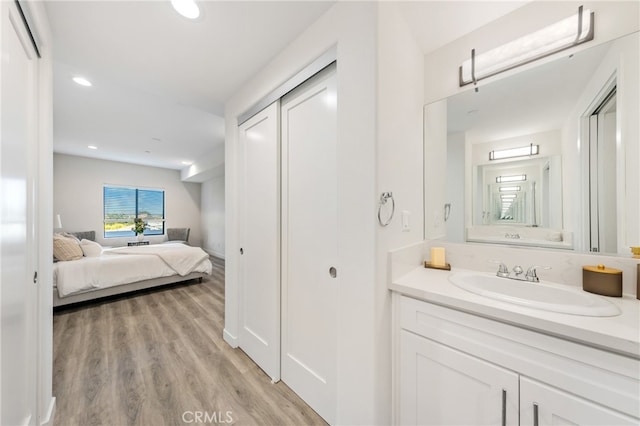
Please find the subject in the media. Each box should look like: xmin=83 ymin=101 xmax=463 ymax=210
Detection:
xmin=496 ymin=174 xmax=527 ymax=183
xmin=489 ymin=144 xmax=539 ymax=160
xmin=460 ymin=6 xmax=594 ymax=87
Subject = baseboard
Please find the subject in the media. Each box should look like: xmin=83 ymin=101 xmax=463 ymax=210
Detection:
xmin=40 ymin=397 xmax=56 ymax=426
xmin=204 ymin=248 xmax=225 ymax=260
xmin=223 ymin=328 xmax=238 ymax=348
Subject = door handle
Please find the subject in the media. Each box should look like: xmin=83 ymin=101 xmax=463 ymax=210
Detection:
xmin=533 ymin=403 xmax=539 ymax=426
xmin=240 ymin=248 xmax=244 ymax=255
xmin=501 ymin=389 xmax=506 ymax=426
xmin=329 ymin=267 xmax=337 ymax=278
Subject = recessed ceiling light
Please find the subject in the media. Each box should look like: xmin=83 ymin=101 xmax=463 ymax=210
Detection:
xmin=73 ymin=76 xmax=92 ymax=87
xmin=171 ymin=0 xmax=200 ymax=19
xmin=181 ymin=161 xmax=193 ymax=165
xmin=87 ymin=145 xmax=98 ymax=150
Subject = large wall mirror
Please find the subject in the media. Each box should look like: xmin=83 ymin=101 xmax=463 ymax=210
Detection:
xmin=424 ymin=31 xmax=639 ymax=255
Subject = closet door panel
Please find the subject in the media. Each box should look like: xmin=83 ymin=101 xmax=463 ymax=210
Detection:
xmin=238 ymin=102 xmax=280 ymax=381
xmin=281 ymin=65 xmax=337 ymax=424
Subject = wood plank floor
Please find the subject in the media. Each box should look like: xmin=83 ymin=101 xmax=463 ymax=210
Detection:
xmin=53 ymin=257 xmax=327 ymax=426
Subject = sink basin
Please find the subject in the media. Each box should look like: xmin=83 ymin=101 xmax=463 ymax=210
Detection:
xmin=448 ymin=271 xmax=621 ymax=317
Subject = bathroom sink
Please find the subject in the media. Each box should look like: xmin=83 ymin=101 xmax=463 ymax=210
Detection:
xmin=448 ymin=271 xmax=621 ymax=317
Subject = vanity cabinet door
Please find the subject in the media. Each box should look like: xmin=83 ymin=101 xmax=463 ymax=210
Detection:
xmin=400 ymin=330 xmax=519 ymax=426
xmin=520 ymin=377 xmax=638 ymax=426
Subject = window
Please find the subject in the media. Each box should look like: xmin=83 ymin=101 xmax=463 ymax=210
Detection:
xmin=103 ymin=186 xmax=165 ymax=238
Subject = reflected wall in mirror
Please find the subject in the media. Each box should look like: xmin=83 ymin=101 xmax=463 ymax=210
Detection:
xmin=424 ymin=31 xmax=639 ymax=254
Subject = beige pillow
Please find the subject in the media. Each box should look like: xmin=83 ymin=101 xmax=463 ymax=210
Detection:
xmin=80 ymin=239 xmax=102 ymax=257
xmin=53 ymin=234 xmax=83 ymax=261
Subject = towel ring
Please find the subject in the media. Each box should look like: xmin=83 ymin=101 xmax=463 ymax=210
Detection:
xmin=378 ymin=192 xmax=395 ymax=227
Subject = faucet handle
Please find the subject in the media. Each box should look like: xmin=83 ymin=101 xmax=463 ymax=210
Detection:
xmin=525 ymin=265 xmax=551 ymax=282
xmin=512 ymin=265 xmax=524 ymax=276
xmin=489 ymin=260 xmax=510 ymax=277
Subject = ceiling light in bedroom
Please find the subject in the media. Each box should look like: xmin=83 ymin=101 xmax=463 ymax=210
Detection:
xmin=73 ymin=76 xmax=92 ymax=87
xmin=87 ymin=145 xmax=98 ymax=150
xmin=171 ymin=0 xmax=200 ymax=19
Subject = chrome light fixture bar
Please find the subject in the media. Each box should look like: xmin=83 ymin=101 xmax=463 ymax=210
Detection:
xmin=499 ymin=186 xmax=521 ymax=192
xmin=489 ymin=144 xmax=539 ymax=161
xmin=460 ymin=6 xmax=594 ymax=87
xmin=496 ymin=174 xmax=526 ymax=183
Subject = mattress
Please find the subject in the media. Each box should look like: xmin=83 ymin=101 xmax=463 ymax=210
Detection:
xmin=53 ymin=243 xmax=212 ymax=298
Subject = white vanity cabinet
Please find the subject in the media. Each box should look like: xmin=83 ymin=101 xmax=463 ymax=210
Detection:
xmin=400 ymin=330 xmax=519 ymax=425
xmin=392 ymin=294 xmax=640 ymax=426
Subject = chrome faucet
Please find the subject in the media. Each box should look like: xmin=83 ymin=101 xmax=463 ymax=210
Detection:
xmin=494 ymin=263 xmax=550 ymax=283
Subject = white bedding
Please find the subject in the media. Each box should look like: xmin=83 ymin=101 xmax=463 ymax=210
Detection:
xmin=53 ymin=243 xmax=212 ymax=298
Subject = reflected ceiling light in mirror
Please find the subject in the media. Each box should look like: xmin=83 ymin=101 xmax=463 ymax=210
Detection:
xmin=460 ymin=6 xmax=594 ymax=87
xmin=489 ymin=144 xmax=539 ymax=160
xmin=499 ymin=186 xmax=521 ymax=192
xmin=171 ymin=0 xmax=200 ymax=20
xmin=496 ymin=174 xmax=526 ymax=183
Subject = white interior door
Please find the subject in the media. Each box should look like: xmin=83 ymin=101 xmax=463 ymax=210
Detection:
xmin=281 ymin=64 xmax=338 ymax=424
xmin=238 ymin=102 xmax=281 ymax=381
xmin=1 ymin=2 xmax=38 ymax=424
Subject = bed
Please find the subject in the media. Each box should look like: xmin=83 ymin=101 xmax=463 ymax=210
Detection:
xmin=53 ymin=232 xmax=212 ymax=307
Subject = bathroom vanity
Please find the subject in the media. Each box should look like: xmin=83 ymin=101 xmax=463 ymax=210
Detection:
xmin=390 ymin=266 xmax=640 ymax=425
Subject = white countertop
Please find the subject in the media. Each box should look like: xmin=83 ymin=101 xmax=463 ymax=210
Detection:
xmin=390 ymin=265 xmax=640 ymax=359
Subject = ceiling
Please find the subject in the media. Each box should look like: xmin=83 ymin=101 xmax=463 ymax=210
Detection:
xmin=46 ymin=1 xmax=527 ymax=171
xmin=47 ymin=1 xmax=335 ymax=170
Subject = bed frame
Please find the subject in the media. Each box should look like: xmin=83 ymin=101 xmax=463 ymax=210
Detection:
xmin=53 ymin=271 xmax=207 ymax=308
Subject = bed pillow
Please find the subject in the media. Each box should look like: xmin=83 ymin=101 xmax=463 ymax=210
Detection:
xmin=80 ymin=239 xmax=102 ymax=257
xmin=53 ymin=233 xmax=83 ymax=261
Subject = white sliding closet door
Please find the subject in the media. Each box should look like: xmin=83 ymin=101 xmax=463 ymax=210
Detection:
xmin=1 ymin=1 xmax=39 ymax=424
xmin=238 ymin=102 xmax=280 ymax=381
xmin=281 ymin=65 xmax=338 ymax=424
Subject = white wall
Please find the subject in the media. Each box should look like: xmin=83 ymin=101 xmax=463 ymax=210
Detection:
xmin=53 ymin=154 xmax=203 ymax=247
xmin=201 ymin=175 xmax=225 ymax=258
xmin=446 ymin=132 xmax=465 ymax=242
xmin=225 ymin=2 xmax=379 ymax=424
xmin=376 ymin=2 xmax=425 ymax=423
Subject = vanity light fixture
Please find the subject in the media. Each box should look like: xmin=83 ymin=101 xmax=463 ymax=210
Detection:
xmin=496 ymin=174 xmax=526 ymax=183
xmin=489 ymin=144 xmax=539 ymax=161
xmin=460 ymin=6 xmax=594 ymax=87
xmin=499 ymin=186 xmax=521 ymax=192
xmin=171 ymin=0 xmax=200 ymax=20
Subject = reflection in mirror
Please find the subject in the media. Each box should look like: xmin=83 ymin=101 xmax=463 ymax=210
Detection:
xmin=425 ymin=32 xmax=639 ymax=254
